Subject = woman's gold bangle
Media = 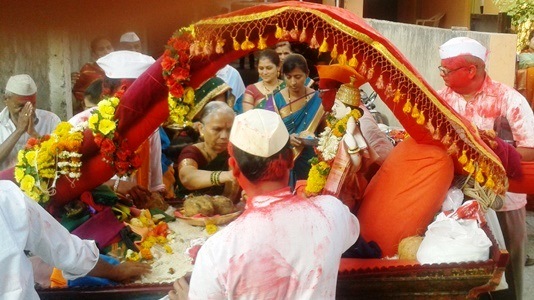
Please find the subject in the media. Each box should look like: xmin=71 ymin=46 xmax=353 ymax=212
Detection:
xmin=210 ymin=171 xmax=222 ymax=186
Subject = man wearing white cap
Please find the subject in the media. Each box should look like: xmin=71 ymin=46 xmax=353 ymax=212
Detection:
xmin=438 ymin=36 xmax=534 ymax=300
xmin=120 ymin=32 xmax=142 ymax=53
xmin=0 ymin=74 xmax=61 ymax=170
xmin=170 ymin=109 xmax=359 ymax=299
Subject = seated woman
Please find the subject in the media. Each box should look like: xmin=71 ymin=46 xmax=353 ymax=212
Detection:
xmin=273 ymin=53 xmax=325 ymax=187
xmin=239 ymin=49 xmax=283 ymax=113
xmin=176 ymin=102 xmax=238 ymax=199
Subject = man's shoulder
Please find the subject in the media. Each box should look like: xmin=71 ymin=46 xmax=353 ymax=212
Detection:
xmin=0 ymin=107 xmax=10 ymax=123
xmin=307 ymin=194 xmax=347 ymax=210
xmin=36 ymin=109 xmax=60 ymax=120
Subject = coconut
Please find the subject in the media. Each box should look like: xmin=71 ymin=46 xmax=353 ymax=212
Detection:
xmin=398 ymin=236 xmax=424 ymax=260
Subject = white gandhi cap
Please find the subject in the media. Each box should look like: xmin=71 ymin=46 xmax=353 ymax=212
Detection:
xmin=439 ymin=37 xmax=488 ymax=62
xmin=5 ymin=74 xmax=37 ymax=96
xmin=120 ymin=32 xmax=140 ymax=43
xmin=96 ymin=50 xmax=155 ymax=79
xmin=230 ymin=109 xmax=289 ymax=158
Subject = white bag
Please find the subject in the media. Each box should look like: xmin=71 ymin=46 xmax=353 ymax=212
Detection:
xmin=416 ymin=212 xmax=492 ymax=264
xmin=441 ymin=186 xmax=464 ymax=212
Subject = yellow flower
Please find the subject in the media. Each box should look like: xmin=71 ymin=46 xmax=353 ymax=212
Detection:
xmin=141 ymin=240 xmax=155 ymax=249
xmin=183 ymin=87 xmax=195 ymax=105
xmin=14 ymin=167 xmax=25 ymax=182
xmin=168 ymin=95 xmax=177 ymax=109
xmin=163 ymin=244 xmax=173 ymax=254
xmin=20 ymin=175 xmax=36 ymax=191
xmin=125 ymin=249 xmax=141 ymax=262
xmin=25 ymin=151 xmax=37 ymax=164
xmin=156 ymin=236 xmax=168 ymax=244
xmin=109 ymin=96 xmax=120 ymax=107
xmin=99 ymin=104 xmax=116 ymax=119
xmin=305 ymin=162 xmax=330 ymax=195
xmin=54 ymin=122 xmax=72 ymax=137
xmin=206 ymin=224 xmax=218 ymax=235
xmin=98 ymin=119 xmax=117 ymax=136
xmin=88 ymin=114 xmax=99 ymax=130
xmin=97 ymin=99 xmax=112 ymax=110
xmin=17 ymin=150 xmax=24 ymax=162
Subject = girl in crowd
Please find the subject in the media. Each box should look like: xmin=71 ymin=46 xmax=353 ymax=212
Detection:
xmin=273 ymin=53 xmax=325 ymax=187
xmin=240 ymin=49 xmax=284 ymax=112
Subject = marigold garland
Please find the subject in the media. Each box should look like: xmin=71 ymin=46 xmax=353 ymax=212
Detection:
xmin=88 ymin=96 xmax=141 ymax=177
xmin=162 ymin=26 xmax=195 ymax=128
xmin=15 ymin=122 xmax=84 ymax=204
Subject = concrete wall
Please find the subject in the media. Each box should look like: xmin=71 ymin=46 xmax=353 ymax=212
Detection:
xmin=364 ymin=19 xmax=517 ymax=127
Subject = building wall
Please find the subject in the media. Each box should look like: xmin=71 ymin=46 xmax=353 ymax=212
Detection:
xmin=397 ymin=0 xmax=471 ymax=28
xmin=1 ymin=1 xmax=517 ymax=125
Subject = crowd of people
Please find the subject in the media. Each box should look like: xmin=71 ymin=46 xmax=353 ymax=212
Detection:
xmin=1 ymin=21 xmax=533 ymax=300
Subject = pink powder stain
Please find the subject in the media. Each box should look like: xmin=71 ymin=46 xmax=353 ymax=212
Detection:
xmin=186 ymin=244 xmax=202 ymax=264
xmin=509 ymin=106 xmax=521 ymax=123
xmin=224 ymin=247 xmax=299 ymax=299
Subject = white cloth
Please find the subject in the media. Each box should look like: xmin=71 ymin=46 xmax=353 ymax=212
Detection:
xmin=97 ymin=51 xmax=155 ymax=79
xmin=0 ymin=180 xmax=99 ymax=300
xmin=138 ymin=129 xmax=165 ymax=192
xmin=68 ymin=107 xmax=96 ymax=125
xmin=439 ymin=37 xmax=488 ymax=62
xmin=188 ymin=187 xmax=359 ymax=300
xmin=216 ymin=65 xmax=245 ymax=100
xmin=230 ymin=109 xmax=289 ymax=158
xmin=0 ymin=108 xmax=61 ymax=170
xmin=359 ymin=105 xmax=393 ymax=165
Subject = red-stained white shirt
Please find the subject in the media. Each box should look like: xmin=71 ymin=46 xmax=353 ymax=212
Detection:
xmin=438 ymin=75 xmax=534 ymax=211
xmin=188 ymin=187 xmax=359 ymax=300
xmin=0 ymin=108 xmax=61 ymax=171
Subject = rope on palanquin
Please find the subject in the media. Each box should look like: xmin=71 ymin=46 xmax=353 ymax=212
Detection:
xmin=163 ymin=2 xmax=507 ymax=208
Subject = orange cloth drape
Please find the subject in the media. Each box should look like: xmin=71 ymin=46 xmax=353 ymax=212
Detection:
xmin=50 ymin=268 xmax=67 ymax=288
xmin=135 ymin=140 xmax=151 ymax=190
xmin=516 ymin=67 xmax=534 ymax=109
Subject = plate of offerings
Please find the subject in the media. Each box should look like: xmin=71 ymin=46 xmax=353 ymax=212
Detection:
xmin=174 ymin=195 xmax=245 ymax=226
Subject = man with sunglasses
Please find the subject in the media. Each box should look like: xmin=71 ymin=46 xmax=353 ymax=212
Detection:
xmin=438 ymin=36 xmax=534 ymax=300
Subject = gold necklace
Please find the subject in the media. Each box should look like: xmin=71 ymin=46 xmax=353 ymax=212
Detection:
xmin=287 ymin=89 xmax=310 ymax=131
xmin=201 ymin=143 xmax=214 ymax=161
xmin=262 ymin=80 xmax=279 ymax=94
xmin=287 ymin=88 xmax=309 ymax=110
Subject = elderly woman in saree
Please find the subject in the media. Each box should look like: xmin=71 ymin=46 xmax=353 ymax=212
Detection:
xmin=238 ymin=49 xmax=284 ymax=113
xmin=176 ymin=101 xmax=238 ymax=199
xmin=273 ymin=53 xmax=325 ymax=187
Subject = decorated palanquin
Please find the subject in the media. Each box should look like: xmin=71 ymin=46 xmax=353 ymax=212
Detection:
xmin=35 ymin=1 xmax=513 ymax=299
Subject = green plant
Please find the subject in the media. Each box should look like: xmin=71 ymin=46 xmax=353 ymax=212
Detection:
xmin=492 ymin=0 xmax=534 ymax=52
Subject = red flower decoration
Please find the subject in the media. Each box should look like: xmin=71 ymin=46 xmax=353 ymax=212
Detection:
xmin=101 ymin=138 xmax=116 ymax=154
xmin=161 ymin=56 xmax=177 ymax=74
xmin=116 ymin=148 xmax=132 ymax=161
